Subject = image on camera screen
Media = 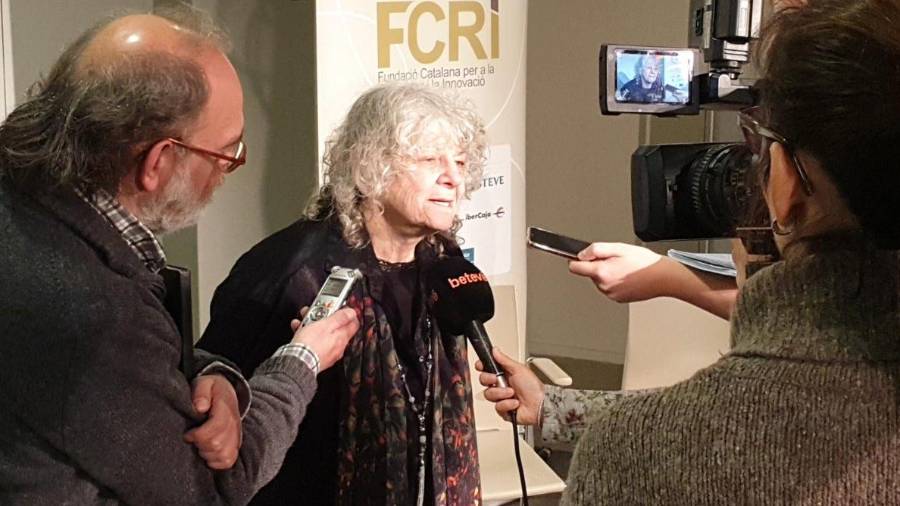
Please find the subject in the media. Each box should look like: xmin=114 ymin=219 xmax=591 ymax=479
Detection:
xmin=614 ymin=49 xmax=694 ymax=105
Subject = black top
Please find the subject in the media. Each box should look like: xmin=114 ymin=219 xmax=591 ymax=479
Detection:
xmin=379 ymin=261 xmax=424 ymax=398
xmin=378 ymin=261 xmax=435 ymax=504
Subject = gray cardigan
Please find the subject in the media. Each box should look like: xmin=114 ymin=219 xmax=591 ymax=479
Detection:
xmin=563 ymin=244 xmax=900 ymax=505
xmin=0 ymin=182 xmax=317 ymax=505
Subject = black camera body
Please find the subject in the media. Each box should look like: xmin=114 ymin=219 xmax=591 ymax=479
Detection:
xmin=599 ymin=0 xmax=763 ymax=242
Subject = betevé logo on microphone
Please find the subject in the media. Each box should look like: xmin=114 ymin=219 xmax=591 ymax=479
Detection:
xmin=447 ymin=272 xmax=488 ymax=288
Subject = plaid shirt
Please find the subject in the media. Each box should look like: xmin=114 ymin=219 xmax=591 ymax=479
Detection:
xmin=272 ymin=342 xmax=321 ymax=376
xmin=76 ymin=188 xmax=167 ymax=273
xmin=76 ymin=187 xmax=320 ymax=381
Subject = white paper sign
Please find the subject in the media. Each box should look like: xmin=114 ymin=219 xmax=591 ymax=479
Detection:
xmin=458 ymin=144 xmax=511 ymax=275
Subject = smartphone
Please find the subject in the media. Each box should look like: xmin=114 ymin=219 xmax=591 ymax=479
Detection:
xmin=527 ymin=227 xmax=591 ymax=260
xmin=301 ymin=266 xmax=363 ymax=326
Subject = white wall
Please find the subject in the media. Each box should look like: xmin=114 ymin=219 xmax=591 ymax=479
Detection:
xmin=0 ymin=1 xmax=15 ymax=119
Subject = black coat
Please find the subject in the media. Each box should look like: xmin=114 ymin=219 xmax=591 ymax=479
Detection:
xmin=201 ymin=217 xmax=349 ymax=504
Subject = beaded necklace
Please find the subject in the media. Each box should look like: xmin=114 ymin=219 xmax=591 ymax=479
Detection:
xmin=377 ymin=257 xmax=434 ymax=505
xmin=376 ymin=258 xmax=417 ymax=272
xmin=396 ymin=314 xmax=434 ymax=506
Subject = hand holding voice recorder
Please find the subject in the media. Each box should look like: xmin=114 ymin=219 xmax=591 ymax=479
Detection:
xmin=301 ymin=266 xmax=363 ymax=326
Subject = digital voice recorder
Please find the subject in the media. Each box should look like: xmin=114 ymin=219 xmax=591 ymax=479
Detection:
xmin=301 ymin=266 xmax=363 ymax=326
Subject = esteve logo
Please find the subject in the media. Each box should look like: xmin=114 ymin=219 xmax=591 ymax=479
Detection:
xmin=377 ymin=0 xmax=500 ymax=68
xmin=447 ymin=271 xmax=488 ymax=288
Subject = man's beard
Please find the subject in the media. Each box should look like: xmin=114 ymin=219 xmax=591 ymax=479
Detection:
xmin=134 ymin=167 xmax=219 ymax=236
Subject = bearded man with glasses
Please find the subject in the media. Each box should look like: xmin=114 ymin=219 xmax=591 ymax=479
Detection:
xmin=0 ymin=4 xmax=358 ymax=504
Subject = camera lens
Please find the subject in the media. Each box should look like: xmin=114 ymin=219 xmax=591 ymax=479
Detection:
xmin=631 ymin=142 xmax=762 ymax=241
xmin=677 ymin=143 xmax=755 ymax=237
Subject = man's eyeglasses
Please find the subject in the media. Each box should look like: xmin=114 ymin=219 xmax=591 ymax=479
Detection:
xmin=167 ymin=137 xmax=247 ymax=174
xmin=737 ymin=106 xmax=813 ymax=195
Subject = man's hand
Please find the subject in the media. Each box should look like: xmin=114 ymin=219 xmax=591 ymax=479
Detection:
xmin=476 ymin=348 xmax=545 ymax=426
xmin=568 ymin=242 xmax=668 ymax=303
xmin=291 ymin=307 xmax=359 ymax=372
xmin=184 ymin=374 xmax=241 ymax=470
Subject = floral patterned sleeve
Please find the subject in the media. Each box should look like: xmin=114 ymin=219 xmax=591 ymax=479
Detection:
xmin=539 ymin=386 xmax=660 ymax=447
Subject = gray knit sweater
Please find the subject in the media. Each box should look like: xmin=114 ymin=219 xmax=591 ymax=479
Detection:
xmin=563 ymin=245 xmax=900 ymax=505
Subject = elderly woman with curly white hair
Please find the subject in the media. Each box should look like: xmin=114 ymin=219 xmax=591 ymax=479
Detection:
xmin=199 ymin=83 xmax=488 ymax=506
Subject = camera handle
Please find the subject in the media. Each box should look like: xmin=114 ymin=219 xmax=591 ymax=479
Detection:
xmin=698 ymin=72 xmax=754 ymax=109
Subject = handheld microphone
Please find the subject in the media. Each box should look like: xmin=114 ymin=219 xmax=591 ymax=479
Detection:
xmin=427 ymin=256 xmax=508 ymax=388
xmin=428 ymin=257 xmax=530 ymax=505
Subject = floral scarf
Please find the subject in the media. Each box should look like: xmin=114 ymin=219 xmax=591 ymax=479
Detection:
xmin=334 ymin=240 xmax=481 ymax=505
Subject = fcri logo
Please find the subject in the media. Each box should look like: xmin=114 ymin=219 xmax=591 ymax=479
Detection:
xmin=377 ymin=0 xmax=500 ymax=68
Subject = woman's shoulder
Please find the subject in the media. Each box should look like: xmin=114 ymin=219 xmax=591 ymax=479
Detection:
xmin=233 ymin=217 xmax=341 ymax=272
xmin=200 ymin=218 xmax=344 ymax=358
xmin=210 ymin=217 xmax=345 ymax=307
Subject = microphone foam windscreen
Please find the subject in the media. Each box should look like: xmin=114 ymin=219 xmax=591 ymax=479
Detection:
xmin=427 ymin=256 xmax=495 ymax=334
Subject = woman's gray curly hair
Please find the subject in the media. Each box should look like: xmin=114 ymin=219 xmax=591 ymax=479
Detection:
xmin=305 ymin=83 xmax=488 ymax=249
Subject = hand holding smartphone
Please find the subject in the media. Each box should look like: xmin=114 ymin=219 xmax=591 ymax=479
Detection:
xmin=526 ymin=227 xmax=591 ymax=260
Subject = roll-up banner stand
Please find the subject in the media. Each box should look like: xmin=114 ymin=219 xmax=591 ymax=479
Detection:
xmin=315 ymin=0 xmax=528 ymax=352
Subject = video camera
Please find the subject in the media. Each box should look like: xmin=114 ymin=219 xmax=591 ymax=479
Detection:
xmin=600 ymin=0 xmax=766 ymax=242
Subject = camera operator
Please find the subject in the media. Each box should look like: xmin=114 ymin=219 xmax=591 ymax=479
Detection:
xmin=482 ymin=0 xmax=900 ymax=503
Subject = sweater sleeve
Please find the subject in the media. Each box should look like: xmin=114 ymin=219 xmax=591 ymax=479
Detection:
xmin=540 ymin=386 xmax=661 ymax=447
xmin=199 ymin=260 xmax=322 ymax=378
xmin=52 ymin=283 xmax=319 ymax=505
xmin=193 ymin=348 xmax=253 ymax=418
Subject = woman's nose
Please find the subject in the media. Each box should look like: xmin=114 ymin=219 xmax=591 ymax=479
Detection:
xmin=439 ymin=157 xmax=465 ymax=188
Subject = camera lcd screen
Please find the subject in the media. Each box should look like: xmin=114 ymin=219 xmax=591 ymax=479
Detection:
xmin=614 ymin=49 xmax=693 ymax=105
xmin=600 ymin=45 xmax=701 ymax=115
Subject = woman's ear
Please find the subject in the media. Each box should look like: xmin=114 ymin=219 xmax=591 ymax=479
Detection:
xmin=767 ymin=142 xmax=805 ymax=227
xmin=136 ymin=140 xmax=175 ymax=193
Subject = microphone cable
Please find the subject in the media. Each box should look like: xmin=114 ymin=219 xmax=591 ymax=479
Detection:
xmin=509 ymin=411 xmax=529 ymax=506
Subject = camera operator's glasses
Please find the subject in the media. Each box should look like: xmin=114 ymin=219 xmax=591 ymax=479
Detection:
xmin=738 ymin=107 xmax=814 ymax=195
xmin=167 ymin=137 xmax=247 ymax=174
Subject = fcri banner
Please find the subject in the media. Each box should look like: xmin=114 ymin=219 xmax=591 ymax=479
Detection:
xmin=315 ymin=0 xmax=527 ymax=283
xmin=460 ymin=144 xmax=511 ymax=276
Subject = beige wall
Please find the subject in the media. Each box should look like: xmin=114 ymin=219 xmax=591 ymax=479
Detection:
xmin=10 ymin=0 xmax=152 ymax=103
xmin=525 ymin=0 xmax=720 ymax=363
xmin=163 ymin=0 xmax=319 ymax=335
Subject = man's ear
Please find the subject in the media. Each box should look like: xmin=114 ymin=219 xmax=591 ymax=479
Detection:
xmin=136 ymin=140 xmax=175 ymax=193
xmin=767 ymin=142 xmax=805 ymax=226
